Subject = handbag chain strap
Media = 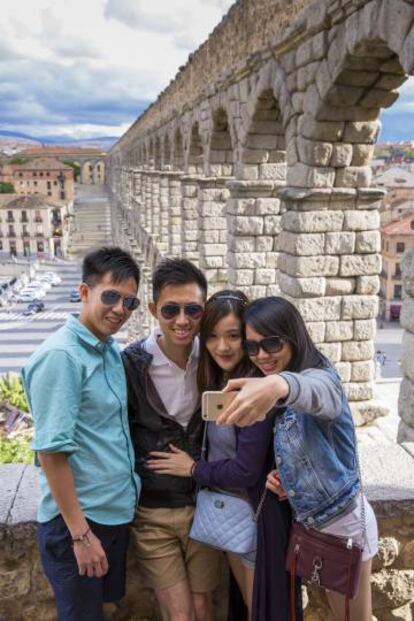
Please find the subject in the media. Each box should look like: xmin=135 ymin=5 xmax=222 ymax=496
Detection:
xmin=353 ymin=425 xmax=367 ymax=547
xmin=253 ymin=487 xmax=267 ymax=521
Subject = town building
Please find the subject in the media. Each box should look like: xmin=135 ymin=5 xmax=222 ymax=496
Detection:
xmin=0 ymin=194 xmax=70 ymax=259
xmin=19 ymin=146 xmax=106 ymax=184
xmin=374 ymin=166 xmax=414 ymax=225
xmin=380 ymin=213 xmax=414 ymax=321
xmin=7 ymin=158 xmax=75 ymax=204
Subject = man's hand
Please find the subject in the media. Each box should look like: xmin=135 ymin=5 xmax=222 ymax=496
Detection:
xmin=73 ymin=530 xmax=109 ymax=578
xmin=216 ymin=375 xmax=289 ymax=426
xmin=147 ymin=444 xmax=195 ymax=477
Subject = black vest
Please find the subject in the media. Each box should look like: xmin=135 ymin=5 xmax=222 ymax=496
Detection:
xmin=122 ymin=340 xmax=203 ymax=508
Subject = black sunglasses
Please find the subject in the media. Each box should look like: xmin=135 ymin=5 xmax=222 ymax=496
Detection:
xmin=160 ymin=303 xmax=204 ymax=320
xmin=101 ymin=289 xmax=140 ymax=311
xmin=243 ymin=335 xmax=287 ymax=357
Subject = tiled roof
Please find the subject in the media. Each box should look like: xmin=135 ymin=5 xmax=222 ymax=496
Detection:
xmin=21 ymin=146 xmax=105 ymax=156
xmin=381 ymin=213 xmax=414 ymax=236
xmin=16 ymin=157 xmax=72 ymax=171
xmin=375 ymin=166 xmax=414 ymax=187
xmin=0 ymin=194 xmax=61 ymax=210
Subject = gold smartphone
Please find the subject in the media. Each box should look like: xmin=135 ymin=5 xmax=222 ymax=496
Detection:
xmin=201 ymin=391 xmax=237 ymax=421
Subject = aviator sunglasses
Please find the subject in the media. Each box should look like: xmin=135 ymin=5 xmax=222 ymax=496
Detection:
xmin=100 ymin=289 xmax=140 ymax=311
xmin=243 ymin=335 xmax=287 ymax=357
xmin=160 ymin=303 xmax=204 ymax=320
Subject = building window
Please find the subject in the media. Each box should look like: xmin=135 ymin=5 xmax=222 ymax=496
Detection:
xmin=89 ymin=165 xmax=93 ymax=172
xmin=7 ymin=211 xmax=13 ymax=222
xmin=396 ymin=242 xmax=405 ymax=253
xmin=395 ymin=263 xmax=401 ymax=278
xmin=33 ymin=172 xmax=37 ymax=177
xmin=394 ymin=284 xmax=402 ymax=299
xmin=46 ymin=172 xmax=50 ymax=177
xmin=47 ymin=181 xmax=51 ymax=189
xmin=34 ymin=181 xmax=38 ymax=186
xmin=54 ymin=181 xmax=57 ymax=186
xmin=18 ymin=172 xmax=22 ymax=177
xmin=0 ymin=241 xmax=2 ymax=251
xmin=37 ymin=241 xmax=44 ymax=253
xmin=386 ymin=241 xmax=389 ymax=252
xmin=48 ymin=191 xmax=52 ymax=197
xmin=39 ymin=172 xmax=43 ymax=177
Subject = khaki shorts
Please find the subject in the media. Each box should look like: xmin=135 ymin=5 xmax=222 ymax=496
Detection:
xmin=130 ymin=505 xmax=221 ymax=592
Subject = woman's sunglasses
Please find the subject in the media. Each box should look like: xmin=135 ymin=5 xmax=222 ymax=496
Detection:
xmin=160 ymin=303 xmax=204 ymax=320
xmin=243 ymin=335 xmax=287 ymax=357
xmin=101 ymin=289 xmax=140 ymax=311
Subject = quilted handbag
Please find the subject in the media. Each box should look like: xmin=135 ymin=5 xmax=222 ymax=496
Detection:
xmin=189 ymin=488 xmax=257 ymax=554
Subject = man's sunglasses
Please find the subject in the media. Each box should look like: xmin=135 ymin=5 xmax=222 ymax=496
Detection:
xmin=160 ymin=303 xmax=204 ymax=320
xmin=101 ymin=289 xmax=140 ymax=311
xmin=243 ymin=335 xmax=287 ymax=357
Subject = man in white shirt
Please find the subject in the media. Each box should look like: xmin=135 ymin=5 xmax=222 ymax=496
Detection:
xmin=122 ymin=258 xmax=220 ymax=621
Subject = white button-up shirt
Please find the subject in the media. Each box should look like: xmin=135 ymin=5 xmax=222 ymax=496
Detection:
xmin=144 ymin=328 xmax=199 ymax=428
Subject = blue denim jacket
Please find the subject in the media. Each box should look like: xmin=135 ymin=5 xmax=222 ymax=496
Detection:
xmin=274 ymin=365 xmax=360 ymax=528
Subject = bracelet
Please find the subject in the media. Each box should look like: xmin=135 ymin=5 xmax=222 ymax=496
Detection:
xmin=72 ymin=527 xmax=91 ymax=546
xmin=190 ymin=461 xmax=197 ymax=477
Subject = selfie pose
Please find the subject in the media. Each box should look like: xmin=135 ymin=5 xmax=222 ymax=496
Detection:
xmin=148 ymin=291 xmax=300 ymax=621
xmin=218 ymin=296 xmax=378 ymax=621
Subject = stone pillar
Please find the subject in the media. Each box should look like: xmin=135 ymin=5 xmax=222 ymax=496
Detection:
xmin=226 ymin=180 xmax=281 ymax=298
xmin=398 ymin=248 xmax=414 ymax=443
xmin=278 ymin=187 xmax=384 ymax=424
xmin=198 ymin=177 xmax=231 ymax=294
xmin=181 ymin=175 xmax=201 ymax=265
xmin=142 ymin=172 xmax=153 ymax=235
xmin=159 ymin=172 xmax=171 ymax=255
xmin=148 ymin=171 xmax=161 ymax=243
xmin=168 ymin=172 xmax=183 ymax=257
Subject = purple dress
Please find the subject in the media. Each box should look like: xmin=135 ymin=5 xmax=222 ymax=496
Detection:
xmin=193 ymin=414 xmax=302 ymax=621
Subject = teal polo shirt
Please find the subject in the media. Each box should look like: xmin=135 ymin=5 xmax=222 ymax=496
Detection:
xmin=22 ymin=314 xmax=140 ymax=525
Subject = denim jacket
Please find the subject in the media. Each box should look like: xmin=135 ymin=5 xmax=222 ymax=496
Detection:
xmin=274 ymin=365 xmax=360 ymax=528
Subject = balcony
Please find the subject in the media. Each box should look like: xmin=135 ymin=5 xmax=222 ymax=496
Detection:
xmin=6 ymin=217 xmax=14 ymax=223
xmin=7 ymin=232 xmax=16 ymax=238
xmin=20 ymin=218 xmax=29 ymax=224
xmin=34 ymin=217 xmax=43 ymax=223
xmin=21 ymin=231 xmax=30 ymax=238
xmin=35 ymin=232 xmax=45 ymax=238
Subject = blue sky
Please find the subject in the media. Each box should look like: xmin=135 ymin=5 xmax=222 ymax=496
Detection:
xmin=0 ymin=0 xmax=412 ymax=142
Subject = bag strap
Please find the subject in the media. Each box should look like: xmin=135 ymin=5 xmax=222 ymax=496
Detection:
xmin=353 ymin=424 xmax=367 ymax=547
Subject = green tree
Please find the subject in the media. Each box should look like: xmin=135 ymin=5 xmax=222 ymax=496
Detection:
xmin=9 ymin=156 xmax=28 ymax=165
xmin=0 ymin=182 xmax=15 ymax=193
xmin=63 ymin=159 xmax=81 ymax=181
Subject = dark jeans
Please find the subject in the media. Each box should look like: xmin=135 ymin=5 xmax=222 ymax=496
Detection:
xmin=38 ymin=515 xmax=129 ymax=621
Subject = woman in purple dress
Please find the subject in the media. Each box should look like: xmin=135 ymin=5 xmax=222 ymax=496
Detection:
xmin=147 ymin=290 xmax=301 ymax=620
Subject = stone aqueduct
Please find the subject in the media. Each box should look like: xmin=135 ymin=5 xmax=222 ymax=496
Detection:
xmin=107 ymin=0 xmax=414 ymax=423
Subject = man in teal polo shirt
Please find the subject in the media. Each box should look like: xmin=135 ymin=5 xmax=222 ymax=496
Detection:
xmin=22 ymin=246 xmax=141 ymax=621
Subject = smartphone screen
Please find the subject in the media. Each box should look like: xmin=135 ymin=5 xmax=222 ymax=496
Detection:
xmin=201 ymin=391 xmax=237 ymax=421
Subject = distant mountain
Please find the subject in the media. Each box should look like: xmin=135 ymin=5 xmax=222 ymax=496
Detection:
xmin=0 ymin=130 xmax=119 ymax=150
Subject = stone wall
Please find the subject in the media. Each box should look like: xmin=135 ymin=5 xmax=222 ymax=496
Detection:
xmin=398 ymin=248 xmax=414 ymax=443
xmin=2 ymin=442 xmax=414 ymax=620
xmin=106 ymin=0 xmax=414 ymax=424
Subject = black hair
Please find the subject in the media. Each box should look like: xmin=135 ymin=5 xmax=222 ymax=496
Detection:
xmin=82 ymin=246 xmax=140 ymax=288
xmin=152 ymin=258 xmax=207 ymax=302
xmin=244 ymin=296 xmax=327 ymax=372
xmin=197 ymin=290 xmax=255 ymax=392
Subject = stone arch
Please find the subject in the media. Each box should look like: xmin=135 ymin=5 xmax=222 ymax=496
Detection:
xmin=163 ymin=133 xmax=172 ymax=169
xmin=294 ymin=1 xmax=412 ymax=189
xmin=154 ymin=136 xmax=162 ymax=169
xmin=187 ymin=122 xmax=204 ymax=175
xmin=172 ymin=128 xmax=185 ymax=171
xmin=208 ymin=107 xmax=234 ymax=177
xmin=240 ymin=89 xmax=286 ymax=181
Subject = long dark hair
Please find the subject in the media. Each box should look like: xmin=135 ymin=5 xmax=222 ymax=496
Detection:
xmin=197 ymin=290 xmax=255 ymax=392
xmin=245 ymin=296 xmax=327 ymax=373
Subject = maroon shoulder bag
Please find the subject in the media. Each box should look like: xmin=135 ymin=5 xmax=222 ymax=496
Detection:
xmin=285 ymin=443 xmax=366 ymax=621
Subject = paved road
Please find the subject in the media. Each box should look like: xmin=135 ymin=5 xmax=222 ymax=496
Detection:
xmin=374 ymin=319 xmax=403 ymax=379
xmin=0 ymin=260 xmax=127 ymax=375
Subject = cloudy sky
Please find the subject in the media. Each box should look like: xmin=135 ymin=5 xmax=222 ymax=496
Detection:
xmin=0 ymin=0 xmax=412 ymax=142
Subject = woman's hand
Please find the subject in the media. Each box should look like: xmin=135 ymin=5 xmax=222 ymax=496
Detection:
xmin=146 ymin=444 xmax=195 ymax=477
xmin=266 ymin=469 xmax=287 ymax=500
xmin=216 ymin=375 xmax=289 ymax=427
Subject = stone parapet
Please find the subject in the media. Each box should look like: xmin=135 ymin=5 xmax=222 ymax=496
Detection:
xmin=1 ymin=441 xmax=413 ymax=620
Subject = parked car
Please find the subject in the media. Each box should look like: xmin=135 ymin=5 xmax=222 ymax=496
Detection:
xmin=23 ymin=301 xmax=45 ymax=315
xmin=39 ymin=273 xmax=61 ymax=286
xmin=69 ymin=289 xmax=81 ymax=302
xmin=30 ymin=280 xmax=51 ymax=291
xmin=18 ymin=288 xmax=46 ymax=301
